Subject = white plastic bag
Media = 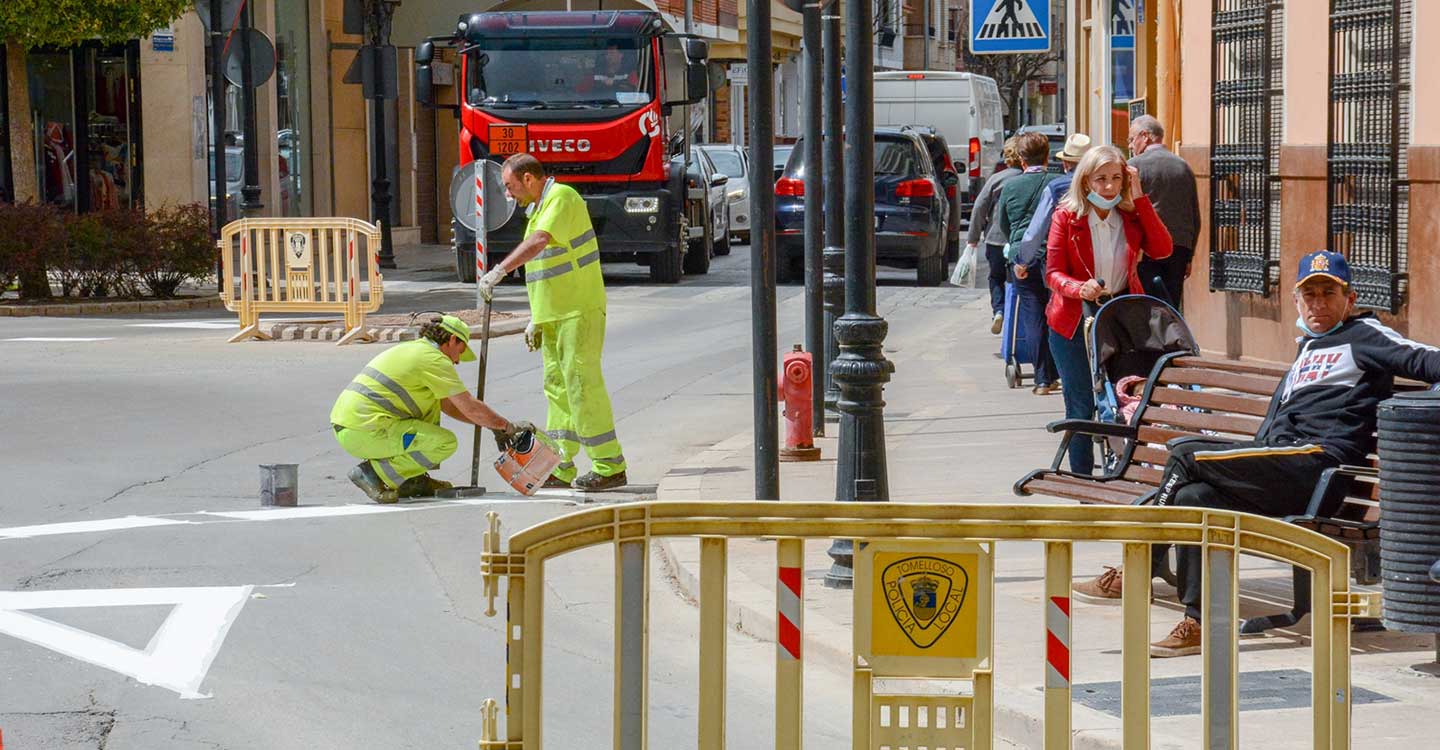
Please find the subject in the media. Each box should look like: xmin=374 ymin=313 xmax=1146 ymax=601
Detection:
xmin=950 ymin=243 xmax=978 ymax=286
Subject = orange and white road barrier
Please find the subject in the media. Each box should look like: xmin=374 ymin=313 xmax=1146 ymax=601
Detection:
xmin=218 ymin=218 xmax=384 ymax=345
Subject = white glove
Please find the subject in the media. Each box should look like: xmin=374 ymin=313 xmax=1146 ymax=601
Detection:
xmin=524 ymin=321 xmax=541 ymax=352
xmin=950 ymin=243 xmax=977 ymax=286
xmin=478 ymin=268 xmax=505 ymax=302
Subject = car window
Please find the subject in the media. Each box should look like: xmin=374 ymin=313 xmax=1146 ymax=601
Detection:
xmin=704 ymin=148 xmax=745 ymax=178
xmin=875 ymin=138 xmax=919 ymax=176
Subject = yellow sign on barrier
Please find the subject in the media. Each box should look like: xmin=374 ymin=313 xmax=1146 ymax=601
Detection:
xmin=218 ymin=217 xmax=384 ymax=345
xmin=858 ymin=541 xmax=992 ymax=669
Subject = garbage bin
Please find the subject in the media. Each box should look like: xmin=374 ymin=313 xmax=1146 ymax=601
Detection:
xmin=1378 ymin=390 xmax=1440 ymax=632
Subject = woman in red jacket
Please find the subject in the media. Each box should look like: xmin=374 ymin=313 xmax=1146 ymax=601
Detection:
xmin=1044 ymin=144 xmax=1173 ymax=474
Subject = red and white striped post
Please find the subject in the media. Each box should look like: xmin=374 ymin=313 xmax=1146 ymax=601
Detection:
xmin=776 ymin=538 xmax=803 ymax=746
xmin=475 ymin=160 xmax=488 ymax=310
xmin=1044 ymin=541 xmax=1072 ymax=749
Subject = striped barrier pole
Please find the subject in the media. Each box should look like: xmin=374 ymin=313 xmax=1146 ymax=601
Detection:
xmin=777 ymin=538 xmax=804 ymax=747
xmin=1044 ymin=541 xmax=1072 ymax=749
xmin=475 ymin=160 xmax=487 ymax=310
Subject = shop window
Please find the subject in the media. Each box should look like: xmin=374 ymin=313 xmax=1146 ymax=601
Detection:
xmin=1208 ymin=0 xmax=1284 ymax=296
xmin=29 ymin=52 xmax=79 ymax=210
xmin=275 ymin=0 xmax=313 ymax=216
xmin=81 ymin=46 xmax=138 ymax=210
xmin=1327 ymin=0 xmax=1411 ymax=313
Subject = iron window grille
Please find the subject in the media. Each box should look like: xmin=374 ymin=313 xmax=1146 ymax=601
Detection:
xmin=1209 ymin=0 xmax=1284 ymax=295
xmin=1327 ymin=0 xmax=1411 ymax=313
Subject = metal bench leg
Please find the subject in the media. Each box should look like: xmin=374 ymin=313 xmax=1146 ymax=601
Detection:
xmin=1239 ymin=566 xmax=1312 ymax=635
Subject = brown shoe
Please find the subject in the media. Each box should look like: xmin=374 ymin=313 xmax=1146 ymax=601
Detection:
xmin=1073 ymin=566 xmax=1124 ymax=604
xmin=572 ymin=470 xmax=627 ymax=492
xmin=541 ymin=476 xmax=573 ymax=489
xmin=1150 ymin=617 xmax=1202 ymax=658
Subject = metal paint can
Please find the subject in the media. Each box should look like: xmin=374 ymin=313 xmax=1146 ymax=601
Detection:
xmin=494 ymin=430 xmax=563 ymax=496
xmin=260 ymin=464 xmax=299 ymax=507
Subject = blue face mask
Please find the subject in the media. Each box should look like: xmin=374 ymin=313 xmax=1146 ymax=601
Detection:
xmin=1087 ymin=191 xmax=1123 ymax=210
xmin=1295 ymin=316 xmax=1343 ymax=339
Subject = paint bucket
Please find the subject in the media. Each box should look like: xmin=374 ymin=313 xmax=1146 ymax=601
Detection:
xmin=259 ymin=464 xmax=299 ymax=507
xmin=494 ymin=430 xmax=564 ymax=496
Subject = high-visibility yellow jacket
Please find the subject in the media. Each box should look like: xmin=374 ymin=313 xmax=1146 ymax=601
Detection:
xmin=523 ymin=178 xmax=605 ymax=324
xmin=329 ymin=339 xmax=467 ymax=431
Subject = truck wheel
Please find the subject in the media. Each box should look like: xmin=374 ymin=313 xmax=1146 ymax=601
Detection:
xmin=452 ymin=219 xmax=476 ymax=283
xmin=651 ymin=218 xmax=685 ymax=283
xmin=917 ymin=247 xmax=945 ymax=286
xmin=684 ymin=216 xmax=712 ymax=275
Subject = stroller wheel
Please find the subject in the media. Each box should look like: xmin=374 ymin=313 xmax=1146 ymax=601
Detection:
xmin=1005 ymin=362 xmax=1020 ymax=389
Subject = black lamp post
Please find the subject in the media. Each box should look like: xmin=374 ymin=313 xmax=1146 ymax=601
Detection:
xmin=748 ymin=0 xmax=779 ymax=500
xmin=824 ymin=0 xmax=892 ymax=589
xmin=801 ymin=2 xmax=824 ymax=438
xmin=365 ymin=0 xmax=400 ymax=269
xmin=820 ymin=10 xmax=844 ymax=413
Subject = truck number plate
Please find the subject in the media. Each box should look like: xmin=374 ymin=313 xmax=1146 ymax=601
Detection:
xmin=489 ymin=124 xmax=528 ymax=156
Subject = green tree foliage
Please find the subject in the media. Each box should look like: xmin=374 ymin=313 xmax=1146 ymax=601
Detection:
xmin=0 ymin=0 xmax=193 ymax=47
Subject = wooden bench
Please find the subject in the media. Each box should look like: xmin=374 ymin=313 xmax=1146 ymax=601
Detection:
xmin=1012 ymin=354 xmax=1400 ymax=634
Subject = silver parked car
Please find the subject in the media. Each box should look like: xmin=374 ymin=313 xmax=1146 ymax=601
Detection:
xmin=699 ymin=143 xmax=750 ymax=245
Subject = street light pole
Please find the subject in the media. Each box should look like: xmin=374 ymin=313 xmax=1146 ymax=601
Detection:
xmin=821 ymin=11 xmax=843 ymax=413
xmin=366 ymin=0 xmax=399 ymax=269
xmin=825 ymin=0 xmax=892 ymax=589
xmin=239 ymin=2 xmax=263 ymax=217
xmin=748 ymin=0 xmax=779 ymax=500
xmin=208 ymin=1 xmax=228 ymax=234
xmin=801 ymin=2 xmax=824 ymax=438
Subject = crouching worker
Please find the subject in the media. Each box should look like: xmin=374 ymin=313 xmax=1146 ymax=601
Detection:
xmin=330 ymin=314 xmax=529 ymax=503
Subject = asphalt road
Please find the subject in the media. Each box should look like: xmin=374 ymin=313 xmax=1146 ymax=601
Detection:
xmin=0 ymin=246 xmax=978 ymax=748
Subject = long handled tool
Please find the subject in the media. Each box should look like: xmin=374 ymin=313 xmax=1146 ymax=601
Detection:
xmin=469 ymin=299 xmax=494 ymax=487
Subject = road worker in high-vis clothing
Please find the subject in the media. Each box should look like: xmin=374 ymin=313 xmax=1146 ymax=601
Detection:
xmin=477 ymin=153 xmax=628 ymax=492
xmin=331 ymin=314 xmax=530 ymax=503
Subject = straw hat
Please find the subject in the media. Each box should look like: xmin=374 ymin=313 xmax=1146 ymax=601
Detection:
xmin=1056 ymin=133 xmax=1093 ymax=164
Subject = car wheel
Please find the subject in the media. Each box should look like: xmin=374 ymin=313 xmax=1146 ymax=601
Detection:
xmin=684 ymin=218 xmax=712 ymax=276
xmin=651 ymin=217 xmax=685 ymax=283
xmin=452 ymin=218 xmax=476 ymax=283
xmin=916 ymin=246 xmax=945 ymax=287
xmin=777 ymin=248 xmax=803 ymax=284
xmin=715 ymin=227 xmax=731 ymax=256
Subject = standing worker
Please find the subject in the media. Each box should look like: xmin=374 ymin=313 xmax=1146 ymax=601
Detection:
xmin=331 ymin=315 xmax=530 ymax=504
xmin=478 ymin=153 xmax=628 ymax=492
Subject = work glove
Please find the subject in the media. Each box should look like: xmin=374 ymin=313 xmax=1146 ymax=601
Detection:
xmin=492 ymin=420 xmax=539 ymax=452
xmin=477 ymin=268 xmax=505 ymax=303
xmin=524 ymin=321 xmax=541 ymax=352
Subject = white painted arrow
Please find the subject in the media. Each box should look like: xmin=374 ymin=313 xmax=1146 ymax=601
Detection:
xmin=0 ymin=586 xmax=253 ymax=699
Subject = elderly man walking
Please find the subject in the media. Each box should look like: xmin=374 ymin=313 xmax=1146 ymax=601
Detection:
xmin=1127 ymin=115 xmax=1200 ymax=311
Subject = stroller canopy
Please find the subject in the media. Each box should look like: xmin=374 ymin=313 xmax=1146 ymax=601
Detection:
xmin=1090 ymin=295 xmax=1200 ymax=392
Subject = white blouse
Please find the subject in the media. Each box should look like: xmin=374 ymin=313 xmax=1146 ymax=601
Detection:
xmin=1086 ymin=209 xmax=1127 ymax=292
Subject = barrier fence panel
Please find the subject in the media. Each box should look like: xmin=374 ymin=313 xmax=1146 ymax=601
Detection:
xmin=218 ymin=218 xmax=384 ymax=345
xmin=476 ymin=502 xmax=1375 ymax=750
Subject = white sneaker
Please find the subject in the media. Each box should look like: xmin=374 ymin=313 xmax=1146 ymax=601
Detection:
xmin=990 ymin=312 xmax=1004 ymax=335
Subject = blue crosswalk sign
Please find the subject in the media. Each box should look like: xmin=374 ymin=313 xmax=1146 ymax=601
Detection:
xmin=971 ymin=0 xmax=1052 ymax=55
xmin=1111 ymin=0 xmax=1137 ymax=51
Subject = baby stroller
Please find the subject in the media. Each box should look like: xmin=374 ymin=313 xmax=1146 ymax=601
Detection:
xmin=1000 ymin=281 xmax=1042 ymax=388
xmin=1086 ymin=294 xmax=1199 ymax=427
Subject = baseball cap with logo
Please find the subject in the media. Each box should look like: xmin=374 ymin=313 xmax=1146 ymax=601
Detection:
xmin=438 ymin=314 xmax=477 ymax=361
xmin=1295 ymin=250 xmax=1352 ymax=289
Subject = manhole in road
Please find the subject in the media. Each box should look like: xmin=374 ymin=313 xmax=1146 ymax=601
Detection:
xmin=1063 ymin=669 xmax=1395 ymax=717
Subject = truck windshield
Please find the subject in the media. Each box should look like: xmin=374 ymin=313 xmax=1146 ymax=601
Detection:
xmin=466 ymin=37 xmax=653 ymax=110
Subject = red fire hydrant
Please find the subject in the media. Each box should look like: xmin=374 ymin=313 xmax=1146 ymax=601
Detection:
xmin=779 ymin=344 xmax=822 ymax=461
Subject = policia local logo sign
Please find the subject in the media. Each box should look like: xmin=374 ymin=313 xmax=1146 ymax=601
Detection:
xmin=856 ymin=541 xmax=993 ymax=677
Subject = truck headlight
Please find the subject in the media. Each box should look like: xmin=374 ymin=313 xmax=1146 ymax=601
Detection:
xmin=625 ymin=197 xmax=659 ymax=213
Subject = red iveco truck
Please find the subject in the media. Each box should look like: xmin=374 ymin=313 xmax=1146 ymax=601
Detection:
xmin=415 ymin=11 xmax=710 ymax=283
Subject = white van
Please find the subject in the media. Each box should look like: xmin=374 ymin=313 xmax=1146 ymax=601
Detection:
xmin=873 ymin=71 xmax=1005 ymax=218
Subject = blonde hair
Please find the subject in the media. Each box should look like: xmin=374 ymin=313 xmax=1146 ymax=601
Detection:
xmin=1002 ymin=136 xmax=1021 ymax=168
xmin=1059 ymin=144 xmax=1134 ymax=216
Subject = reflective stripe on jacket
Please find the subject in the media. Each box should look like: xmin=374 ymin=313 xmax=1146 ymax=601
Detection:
xmin=523 ymin=179 xmax=606 ymax=324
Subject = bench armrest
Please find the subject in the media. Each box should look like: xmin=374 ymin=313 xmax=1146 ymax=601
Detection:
xmin=1044 ymin=419 xmax=1138 ymax=439
xmin=1298 ymin=465 xmax=1376 ymax=520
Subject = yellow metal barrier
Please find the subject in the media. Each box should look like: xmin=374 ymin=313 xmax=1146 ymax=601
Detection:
xmin=218 ymin=218 xmax=384 ymax=345
xmin=476 ymin=502 xmax=1375 ymax=750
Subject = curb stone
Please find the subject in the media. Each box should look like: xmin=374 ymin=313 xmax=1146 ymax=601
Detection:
xmin=0 ymin=295 xmax=223 ymax=317
xmin=653 ymin=430 xmax=1186 ymax=750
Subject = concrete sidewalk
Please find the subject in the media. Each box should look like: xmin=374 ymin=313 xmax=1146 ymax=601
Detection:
xmin=655 ymin=294 xmax=1440 ymax=749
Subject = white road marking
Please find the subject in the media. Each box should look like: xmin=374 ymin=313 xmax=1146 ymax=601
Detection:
xmin=0 ymin=497 xmax=573 ymax=541
xmin=0 ymin=516 xmax=195 ymax=540
xmin=3 ymin=337 xmax=115 ymax=342
xmin=126 ymin=321 xmax=241 ymax=330
xmin=0 ymin=585 xmax=253 ymax=699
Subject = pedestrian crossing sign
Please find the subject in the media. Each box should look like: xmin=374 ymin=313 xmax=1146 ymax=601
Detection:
xmin=971 ymin=0 xmax=1052 ymax=55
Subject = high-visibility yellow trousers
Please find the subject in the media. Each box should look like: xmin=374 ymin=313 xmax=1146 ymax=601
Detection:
xmin=334 ymin=415 xmax=458 ymax=488
xmin=540 ymin=309 xmax=626 ymax=481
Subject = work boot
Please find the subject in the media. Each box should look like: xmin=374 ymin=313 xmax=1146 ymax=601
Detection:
xmin=1073 ymin=565 xmax=1124 ymax=604
xmin=572 ymin=470 xmax=627 ymax=492
xmin=1150 ymin=617 xmax=1202 ymax=658
xmin=398 ymin=474 xmax=454 ymax=498
xmin=991 ymin=312 xmax=1004 ymax=335
xmin=541 ymin=476 xmax=573 ymax=489
xmin=348 ymin=463 xmax=399 ymax=504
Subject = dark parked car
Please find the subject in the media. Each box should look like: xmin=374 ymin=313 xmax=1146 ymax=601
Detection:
xmin=772 ymin=144 xmax=794 ymax=181
xmin=901 ymin=125 xmax=962 ymax=262
xmin=775 ymin=128 xmax=954 ymax=285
